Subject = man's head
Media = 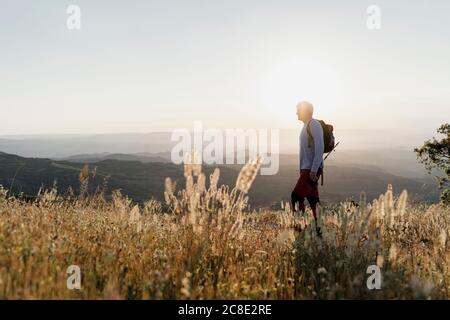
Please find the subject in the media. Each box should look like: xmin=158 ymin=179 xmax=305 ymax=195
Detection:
xmin=296 ymin=101 xmax=314 ymax=123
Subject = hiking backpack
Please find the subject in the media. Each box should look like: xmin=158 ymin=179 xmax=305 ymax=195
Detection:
xmin=307 ymin=119 xmax=335 ymax=153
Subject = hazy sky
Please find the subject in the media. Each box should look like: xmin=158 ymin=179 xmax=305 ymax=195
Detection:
xmin=1 ymin=0 xmax=449 ymax=146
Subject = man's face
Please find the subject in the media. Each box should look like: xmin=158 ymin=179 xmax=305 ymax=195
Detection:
xmin=296 ymin=107 xmax=308 ymax=122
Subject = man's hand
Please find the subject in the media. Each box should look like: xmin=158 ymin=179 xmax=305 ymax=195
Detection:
xmin=309 ymin=171 xmax=318 ymax=182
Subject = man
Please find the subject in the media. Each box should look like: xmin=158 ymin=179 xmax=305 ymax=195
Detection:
xmin=292 ymin=101 xmax=324 ymax=236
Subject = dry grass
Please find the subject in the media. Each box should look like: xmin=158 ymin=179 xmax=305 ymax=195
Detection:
xmin=0 ymin=159 xmax=448 ymax=300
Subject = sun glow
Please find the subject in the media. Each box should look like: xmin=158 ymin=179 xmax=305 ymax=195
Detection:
xmin=255 ymin=59 xmax=342 ymax=126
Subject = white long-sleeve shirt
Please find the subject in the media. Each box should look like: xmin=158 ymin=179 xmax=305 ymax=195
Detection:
xmin=299 ymin=118 xmax=324 ymax=173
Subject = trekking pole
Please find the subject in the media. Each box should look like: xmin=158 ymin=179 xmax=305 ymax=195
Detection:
xmin=323 ymin=141 xmax=340 ymax=162
xmin=319 ymin=142 xmax=339 ymax=186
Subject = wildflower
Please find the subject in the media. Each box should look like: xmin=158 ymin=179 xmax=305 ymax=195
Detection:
xmin=388 ymin=244 xmax=398 ymax=264
xmin=197 ymin=173 xmax=206 ymax=193
xmin=129 ymin=205 xmax=141 ymax=224
xmin=209 ymin=168 xmax=220 ymax=190
xmin=180 ymin=272 xmax=192 ymax=298
xmin=376 ymin=255 xmax=384 ymax=268
xmin=164 ymin=177 xmax=174 ymax=204
xmin=235 ymin=156 xmax=262 ymax=194
xmin=396 ymin=190 xmax=408 ymax=217
xmin=317 ymin=267 xmax=327 ymax=275
xmin=439 ymin=230 xmax=447 ymax=250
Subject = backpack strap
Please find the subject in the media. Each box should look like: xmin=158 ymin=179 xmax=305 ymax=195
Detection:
xmin=306 ymin=120 xmax=314 ymax=148
xmin=309 ymin=123 xmax=325 ymax=186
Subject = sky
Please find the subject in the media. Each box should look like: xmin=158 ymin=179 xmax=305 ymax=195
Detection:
xmin=1 ymin=0 xmax=449 ymax=148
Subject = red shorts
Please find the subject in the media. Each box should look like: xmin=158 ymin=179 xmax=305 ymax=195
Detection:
xmin=293 ymin=169 xmax=320 ymax=199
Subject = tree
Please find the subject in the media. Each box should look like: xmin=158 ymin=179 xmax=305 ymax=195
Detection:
xmin=414 ymin=123 xmax=450 ymax=205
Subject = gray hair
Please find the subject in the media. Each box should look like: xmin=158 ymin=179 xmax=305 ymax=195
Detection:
xmin=296 ymin=101 xmax=314 ymax=114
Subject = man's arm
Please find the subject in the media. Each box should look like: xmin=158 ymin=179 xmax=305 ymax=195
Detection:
xmin=310 ymin=120 xmax=324 ymax=174
xmin=299 ymin=134 xmax=302 ymax=171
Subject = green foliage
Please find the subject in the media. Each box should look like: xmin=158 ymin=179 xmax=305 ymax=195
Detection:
xmin=441 ymin=189 xmax=450 ymax=207
xmin=415 ymin=123 xmax=450 ymax=205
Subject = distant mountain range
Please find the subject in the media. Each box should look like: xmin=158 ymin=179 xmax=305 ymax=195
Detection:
xmin=0 ymin=150 xmax=439 ymax=207
xmin=0 ymin=131 xmax=435 ymax=204
xmin=0 ymin=130 xmax=428 ymax=161
xmin=0 ymin=133 xmax=174 ymax=158
xmin=58 ymin=152 xmax=171 ymax=164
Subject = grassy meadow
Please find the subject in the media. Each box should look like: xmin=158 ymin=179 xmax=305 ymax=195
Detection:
xmin=0 ymin=158 xmax=448 ymax=300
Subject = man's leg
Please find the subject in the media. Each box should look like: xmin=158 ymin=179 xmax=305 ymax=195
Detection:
xmin=291 ymin=191 xmax=305 ymax=213
xmin=307 ymin=196 xmax=322 ymax=236
xmin=306 ymin=196 xmax=319 ymax=220
xmin=291 ymin=191 xmax=305 ymax=232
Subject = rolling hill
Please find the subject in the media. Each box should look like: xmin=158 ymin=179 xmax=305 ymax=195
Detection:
xmin=0 ymin=151 xmax=439 ymax=207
